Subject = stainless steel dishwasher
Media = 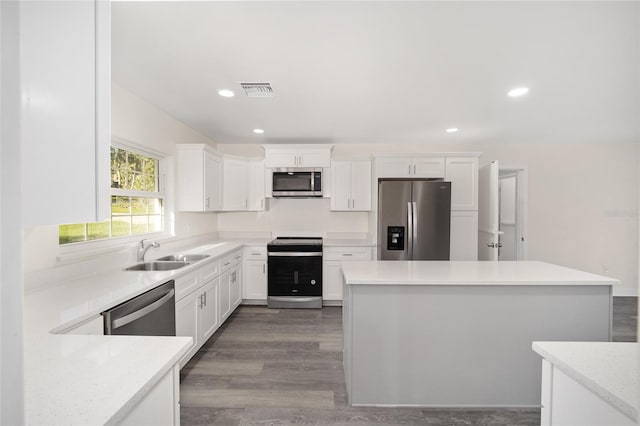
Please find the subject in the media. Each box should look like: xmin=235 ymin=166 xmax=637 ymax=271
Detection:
xmin=102 ymin=280 xmax=176 ymax=336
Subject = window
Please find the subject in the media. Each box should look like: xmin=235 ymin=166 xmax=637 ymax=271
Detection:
xmin=59 ymin=145 xmax=165 ymax=244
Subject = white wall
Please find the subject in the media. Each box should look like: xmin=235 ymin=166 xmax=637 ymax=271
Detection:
xmin=23 ymin=85 xmax=219 ymax=288
xmin=218 ymin=142 xmax=639 ymax=296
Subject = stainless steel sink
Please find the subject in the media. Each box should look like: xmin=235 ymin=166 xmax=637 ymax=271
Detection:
xmin=124 ymin=261 xmax=190 ymax=271
xmin=156 ymin=254 xmax=210 ymax=262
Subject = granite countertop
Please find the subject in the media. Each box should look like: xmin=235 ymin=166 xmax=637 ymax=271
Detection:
xmin=342 ymin=260 xmax=619 ymax=286
xmin=24 ymin=240 xmax=246 ymax=425
xmin=532 ymin=341 xmax=637 ymax=421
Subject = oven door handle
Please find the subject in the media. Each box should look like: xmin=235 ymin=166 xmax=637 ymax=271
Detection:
xmin=268 ymin=252 xmax=323 ymax=257
xmin=111 ymin=289 xmax=175 ymax=330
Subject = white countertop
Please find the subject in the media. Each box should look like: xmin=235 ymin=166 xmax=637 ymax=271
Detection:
xmin=532 ymin=341 xmax=637 ymax=421
xmin=24 ymin=240 xmax=246 ymax=425
xmin=342 ymin=260 xmax=619 ymax=286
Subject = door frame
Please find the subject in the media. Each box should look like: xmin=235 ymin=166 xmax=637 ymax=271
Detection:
xmin=498 ymin=164 xmax=528 ymax=260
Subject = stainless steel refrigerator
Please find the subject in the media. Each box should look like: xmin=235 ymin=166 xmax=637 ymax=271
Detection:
xmin=378 ymin=180 xmax=451 ymax=260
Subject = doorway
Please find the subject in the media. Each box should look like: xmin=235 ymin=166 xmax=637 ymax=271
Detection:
xmin=498 ymin=167 xmax=527 ymax=260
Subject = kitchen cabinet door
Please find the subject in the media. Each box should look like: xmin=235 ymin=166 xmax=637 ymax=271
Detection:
xmin=204 ymin=152 xmax=222 ymax=211
xmin=175 ymin=290 xmax=200 ymax=368
xmin=412 ymin=157 xmax=445 ymax=178
xmin=21 ymin=0 xmax=110 ymax=225
xmin=330 ymin=161 xmax=351 ymax=210
xmin=376 ymin=158 xmax=412 ymax=178
xmin=177 ymin=145 xmax=222 ymax=212
xmin=450 ymin=210 xmax=478 ymax=260
xmin=199 ymin=278 xmax=219 ymax=343
xmin=297 ymin=148 xmax=331 ymax=168
xmin=219 ymin=270 xmax=232 ymax=322
xmin=445 ymin=157 xmax=478 ymax=210
xmin=323 ymin=261 xmax=344 ymax=301
xmin=331 ymin=160 xmax=371 ymax=211
xmin=222 ymin=158 xmax=248 ymax=211
xmin=244 ymin=261 xmax=267 ymax=300
xmin=247 ymin=160 xmax=266 ymax=211
xmin=265 ymin=149 xmax=298 ymax=168
xmin=350 ymin=161 xmax=372 ymax=211
xmin=230 ymin=265 xmax=242 ymax=310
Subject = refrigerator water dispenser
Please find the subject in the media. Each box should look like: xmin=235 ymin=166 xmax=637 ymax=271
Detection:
xmin=387 ymin=226 xmax=405 ymax=250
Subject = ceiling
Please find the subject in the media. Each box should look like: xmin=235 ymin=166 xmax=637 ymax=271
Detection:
xmin=112 ymin=1 xmax=639 ymax=145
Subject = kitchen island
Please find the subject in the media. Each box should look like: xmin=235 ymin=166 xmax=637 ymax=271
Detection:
xmin=341 ymin=260 xmax=616 ymax=407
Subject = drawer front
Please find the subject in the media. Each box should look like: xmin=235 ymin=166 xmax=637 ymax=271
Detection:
xmin=200 ymin=259 xmax=220 ymax=283
xmin=244 ymin=246 xmax=267 ymax=260
xmin=175 ymin=270 xmax=199 ymax=301
xmin=221 ymin=249 xmax=243 ymax=272
xmin=324 ymin=247 xmax=372 ymax=261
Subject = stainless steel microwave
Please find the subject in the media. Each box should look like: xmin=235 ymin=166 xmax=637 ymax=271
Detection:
xmin=272 ymin=168 xmax=323 ymax=197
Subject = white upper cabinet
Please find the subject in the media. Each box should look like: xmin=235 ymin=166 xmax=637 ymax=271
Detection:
xmin=204 ymin=152 xmax=222 ymax=211
xmin=376 ymin=156 xmax=445 ymax=178
xmin=177 ymin=144 xmax=222 ymax=212
xmin=445 ymin=156 xmax=478 ymax=210
xmin=247 ymin=160 xmax=266 ymax=211
xmin=331 ymin=160 xmax=372 ymax=211
xmin=263 ymin=145 xmax=332 ymax=168
xmin=21 ymin=0 xmax=111 ymax=225
xmin=222 ymin=157 xmax=248 ymax=211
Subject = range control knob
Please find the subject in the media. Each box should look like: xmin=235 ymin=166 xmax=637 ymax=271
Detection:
xmin=311 ymin=280 xmax=316 ymax=285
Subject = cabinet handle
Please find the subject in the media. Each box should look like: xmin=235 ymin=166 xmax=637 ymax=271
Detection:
xmin=235 ymin=255 xmax=241 ymax=260
xmin=252 ymin=253 xmax=261 ymax=256
xmin=261 ymin=199 xmax=264 ymax=209
xmin=408 ymin=164 xmax=411 ymax=175
xmin=206 ymin=197 xmax=210 ymax=209
xmin=203 ymin=291 xmax=207 ymax=307
xmin=342 ymin=253 xmax=353 ymax=256
xmin=263 ymin=264 xmax=265 ymax=274
xmin=294 ymin=155 xmax=298 ymax=166
xmin=224 ymin=262 xmax=231 ymax=266
xmin=414 ymin=164 xmax=416 ymax=174
xmin=198 ymin=294 xmax=203 ymax=309
xmin=245 ymin=199 xmax=248 ymax=208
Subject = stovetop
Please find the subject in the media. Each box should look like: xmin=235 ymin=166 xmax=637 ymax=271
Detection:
xmin=268 ymin=237 xmax=323 ymax=252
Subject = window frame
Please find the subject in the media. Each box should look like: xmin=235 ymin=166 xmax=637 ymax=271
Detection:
xmin=58 ymin=139 xmax=170 ymax=252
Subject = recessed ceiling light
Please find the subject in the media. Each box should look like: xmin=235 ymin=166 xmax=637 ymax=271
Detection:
xmin=253 ymin=129 xmax=264 ymax=134
xmin=218 ymin=89 xmax=235 ymax=98
xmin=446 ymin=128 xmax=459 ymax=133
xmin=508 ymin=87 xmax=529 ymax=97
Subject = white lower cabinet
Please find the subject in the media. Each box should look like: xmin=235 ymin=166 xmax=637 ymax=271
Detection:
xmin=175 ymin=290 xmax=200 ymax=367
xmin=175 ymin=278 xmax=219 ymax=369
xmin=243 ymin=246 xmax=267 ymax=302
xmin=219 ymin=250 xmax=243 ymax=323
xmin=219 ymin=270 xmax=232 ymax=322
xmin=120 ymin=365 xmax=180 ymax=426
xmin=450 ymin=210 xmax=478 ymax=260
xmin=174 ymin=250 xmax=243 ymax=369
xmin=323 ymin=247 xmax=372 ymax=302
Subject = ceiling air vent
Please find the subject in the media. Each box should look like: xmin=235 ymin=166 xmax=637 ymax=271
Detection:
xmin=239 ymin=82 xmax=274 ymax=98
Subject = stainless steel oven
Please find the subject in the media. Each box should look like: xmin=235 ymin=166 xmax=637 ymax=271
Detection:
xmin=102 ymin=280 xmax=176 ymax=335
xmin=267 ymin=237 xmax=323 ymax=308
xmin=272 ymin=169 xmax=323 ymax=197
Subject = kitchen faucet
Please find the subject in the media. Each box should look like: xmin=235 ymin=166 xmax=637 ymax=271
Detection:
xmin=138 ymin=239 xmax=160 ymax=262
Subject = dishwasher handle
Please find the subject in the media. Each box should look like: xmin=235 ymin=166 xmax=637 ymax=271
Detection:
xmin=111 ymin=288 xmax=175 ymax=330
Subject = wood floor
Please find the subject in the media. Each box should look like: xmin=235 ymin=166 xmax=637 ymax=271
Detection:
xmin=180 ymin=297 xmax=637 ymax=426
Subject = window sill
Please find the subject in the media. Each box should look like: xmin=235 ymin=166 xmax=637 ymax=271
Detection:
xmin=56 ymin=232 xmax=174 ymax=264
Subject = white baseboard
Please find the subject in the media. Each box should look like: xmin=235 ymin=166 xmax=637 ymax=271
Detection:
xmin=613 ymin=287 xmax=638 ymax=297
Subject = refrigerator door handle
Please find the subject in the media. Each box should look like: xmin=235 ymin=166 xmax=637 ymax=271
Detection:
xmin=407 ymin=201 xmax=413 ymax=258
xmin=412 ymin=201 xmax=418 ymax=254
